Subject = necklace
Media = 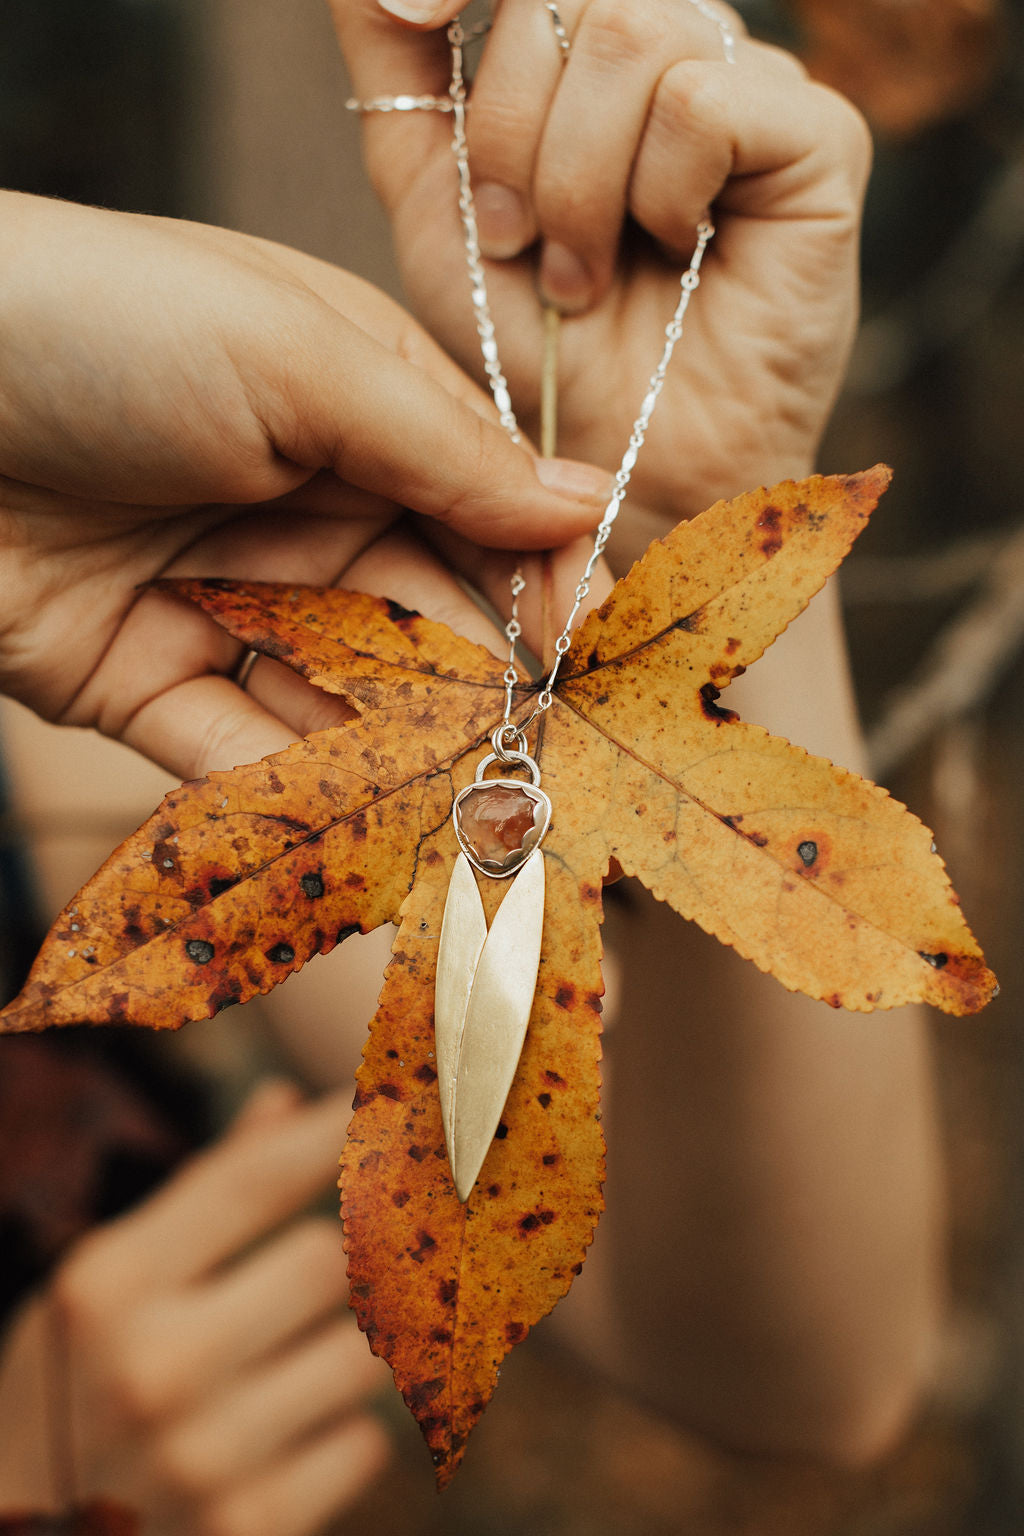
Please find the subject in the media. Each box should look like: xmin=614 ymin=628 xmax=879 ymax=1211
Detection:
xmin=348 ymin=2 xmax=734 ymax=1202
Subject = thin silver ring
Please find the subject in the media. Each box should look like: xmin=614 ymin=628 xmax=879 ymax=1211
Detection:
xmin=233 ymin=649 xmax=259 ymax=692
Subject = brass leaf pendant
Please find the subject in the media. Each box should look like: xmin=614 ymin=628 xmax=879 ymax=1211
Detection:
xmin=435 ymin=745 xmax=551 ymax=1201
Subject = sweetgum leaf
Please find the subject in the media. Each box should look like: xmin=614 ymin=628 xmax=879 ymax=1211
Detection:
xmin=0 ymin=470 xmax=997 ymax=1486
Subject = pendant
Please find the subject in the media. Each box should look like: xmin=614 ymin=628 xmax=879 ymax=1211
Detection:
xmin=434 ymin=736 xmax=551 ymax=1202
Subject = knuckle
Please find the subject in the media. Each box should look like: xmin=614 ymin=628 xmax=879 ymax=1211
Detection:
xmin=467 ymin=94 xmax=536 ymax=179
xmin=578 ymin=0 xmax=665 ymax=68
xmin=107 ymin=1337 xmax=181 ymax=1425
xmin=654 ymin=59 xmax=731 ymax=140
xmin=51 ymin=1238 xmax=118 ymax=1336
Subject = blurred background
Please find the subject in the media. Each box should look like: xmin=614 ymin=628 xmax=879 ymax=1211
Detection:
xmin=0 ymin=0 xmax=1022 ymax=1530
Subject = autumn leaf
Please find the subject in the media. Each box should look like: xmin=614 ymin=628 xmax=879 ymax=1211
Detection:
xmin=0 ymin=469 xmax=997 ymax=1485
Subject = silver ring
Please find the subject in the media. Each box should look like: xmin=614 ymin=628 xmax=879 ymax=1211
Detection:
xmin=233 ymin=649 xmax=259 ymax=692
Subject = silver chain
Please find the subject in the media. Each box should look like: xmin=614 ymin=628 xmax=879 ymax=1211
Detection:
xmin=446 ymin=12 xmax=726 ymax=735
xmin=348 ymin=2 xmax=735 ymax=750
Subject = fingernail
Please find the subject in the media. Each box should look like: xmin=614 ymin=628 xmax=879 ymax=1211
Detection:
xmin=539 ymin=242 xmax=593 ymax=313
xmin=535 ymin=457 xmax=615 ymax=502
xmin=376 ymin=0 xmax=443 ymax=21
xmin=475 ymin=183 xmax=531 ymax=259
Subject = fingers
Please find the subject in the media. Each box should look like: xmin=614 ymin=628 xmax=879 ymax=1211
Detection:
xmin=163 ymin=1218 xmax=351 ymax=1390
xmin=252 ymin=295 xmax=613 ymax=545
xmin=469 ymin=0 xmax=744 ymax=309
xmin=633 ymin=63 xmax=871 ymax=250
xmin=155 ymin=1316 xmax=387 ymax=1498
xmin=89 ymin=1089 xmax=352 ymax=1294
xmin=342 ymin=0 xmax=864 ymax=315
xmin=327 ymin=0 xmax=453 ymax=209
xmin=204 ymin=1413 xmax=389 ymax=1536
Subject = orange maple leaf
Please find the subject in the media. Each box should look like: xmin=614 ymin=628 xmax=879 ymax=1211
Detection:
xmin=0 ymin=469 xmax=996 ymax=1485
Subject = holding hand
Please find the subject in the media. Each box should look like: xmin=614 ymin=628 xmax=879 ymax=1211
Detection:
xmin=331 ymin=0 xmax=872 ymax=555
xmin=0 ymin=192 xmax=612 ymax=778
xmin=0 ymin=1084 xmax=389 ymax=1535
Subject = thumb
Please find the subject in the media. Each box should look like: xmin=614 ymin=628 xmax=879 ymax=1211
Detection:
xmin=259 ymin=298 xmax=613 ymax=549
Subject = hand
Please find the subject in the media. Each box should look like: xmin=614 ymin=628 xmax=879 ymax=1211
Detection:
xmin=330 ymin=0 xmax=872 ymax=560
xmin=0 ymin=1083 xmax=391 ymax=1535
xmin=0 ymin=192 xmax=613 ymax=777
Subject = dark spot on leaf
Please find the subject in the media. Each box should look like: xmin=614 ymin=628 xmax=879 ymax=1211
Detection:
xmin=539 ymin=1209 xmax=555 ymax=1225
xmin=345 ymin=871 xmax=366 ymax=890
xmin=414 ymin=1063 xmax=438 ymax=1084
xmin=300 ymin=871 xmax=325 ymax=898
xmin=124 ymin=923 xmax=146 ymax=947
xmin=747 ymin=831 xmax=768 ymax=848
xmin=349 ymin=811 xmax=368 ymax=842
xmin=213 ymin=988 xmax=242 ymax=1014
xmin=431 ymin=1328 xmax=452 ymax=1344
xmin=758 ymin=504 xmax=784 ymax=556
xmin=352 ymin=1085 xmax=376 ymax=1109
xmin=266 ymin=942 xmax=295 ymax=964
xmin=537 ymin=1092 xmax=552 ymax=1109
xmin=408 ymin=1144 xmax=429 ymax=1162
xmin=544 ymin=1069 xmax=566 ymax=1086
xmin=336 ymin=924 xmax=359 ymax=945
xmin=495 ymin=1122 xmax=509 ymax=1140
xmin=259 ymin=634 xmax=297 ymax=663
xmin=506 ymin=1321 xmax=527 ymax=1343
xmin=700 ymin=683 xmax=738 ymax=725
xmin=406 ymin=1375 xmax=444 ymax=1411
xmin=595 ymin=692 xmax=610 ymax=706
xmin=387 ymin=1048 xmax=399 ymax=1059
xmin=378 ymin=1081 xmax=402 ymax=1100
xmin=519 ymin=1213 xmax=540 ymax=1233
xmin=542 ymin=1153 xmax=558 ymax=1166
xmin=392 ymin=1189 xmax=411 ymax=1208
xmin=438 ymin=1278 xmax=457 ymax=1305
xmin=554 ymin=984 xmax=575 ymax=1009
xmin=185 ymin=938 xmax=215 ymax=965
xmin=725 ymin=636 xmax=741 ymax=655
xmin=409 ymin=1230 xmax=437 ymax=1265
xmin=797 ymin=840 xmax=819 ymax=867
xmin=572 ymin=1261 xmax=584 ymax=1275
xmin=384 ymin=597 xmax=418 ymax=624
xmin=487 ymin=1183 xmax=501 ymax=1197
xmin=824 ymin=993 xmax=842 ymax=1009
xmin=423 ymin=848 xmax=442 ymax=865
xmin=920 ymin=951 xmax=949 ymax=969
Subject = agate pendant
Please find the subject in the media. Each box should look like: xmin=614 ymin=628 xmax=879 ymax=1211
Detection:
xmin=435 ymin=745 xmax=551 ymax=1201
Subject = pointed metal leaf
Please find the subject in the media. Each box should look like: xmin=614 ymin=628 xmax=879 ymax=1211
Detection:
xmin=434 ymin=852 xmax=487 ymax=1155
xmin=451 ymin=850 xmax=545 ymax=1201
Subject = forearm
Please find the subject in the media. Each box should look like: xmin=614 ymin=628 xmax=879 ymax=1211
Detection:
xmin=556 ymin=587 xmax=945 ymax=1463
